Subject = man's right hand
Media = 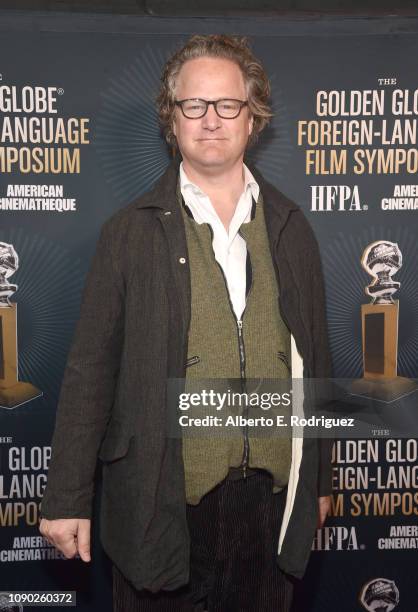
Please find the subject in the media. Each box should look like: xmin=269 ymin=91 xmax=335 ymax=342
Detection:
xmin=39 ymin=518 xmax=91 ymax=562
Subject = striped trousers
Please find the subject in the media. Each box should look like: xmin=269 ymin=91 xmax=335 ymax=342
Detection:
xmin=113 ymin=469 xmax=294 ymax=612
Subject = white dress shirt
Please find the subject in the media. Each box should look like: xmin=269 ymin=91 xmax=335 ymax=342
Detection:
xmin=179 ymin=161 xmax=260 ymax=321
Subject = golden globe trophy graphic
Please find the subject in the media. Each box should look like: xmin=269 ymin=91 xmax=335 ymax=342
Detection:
xmin=351 ymin=240 xmax=416 ymax=401
xmin=0 ymin=242 xmax=42 ymax=409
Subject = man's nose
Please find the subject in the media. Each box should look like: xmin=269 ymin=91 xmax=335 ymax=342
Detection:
xmin=201 ymin=103 xmax=221 ymax=129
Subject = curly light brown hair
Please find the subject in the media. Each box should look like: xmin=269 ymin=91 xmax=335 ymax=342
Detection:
xmin=157 ymin=34 xmax=273 ymax=148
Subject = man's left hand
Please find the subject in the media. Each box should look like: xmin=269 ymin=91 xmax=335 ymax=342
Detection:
xmin=317 ymin=495 xmax=331 ymax=528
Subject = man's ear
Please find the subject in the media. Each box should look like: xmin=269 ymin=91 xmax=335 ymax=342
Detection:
xmin=248 ymin=113 xmax=254 ymax=136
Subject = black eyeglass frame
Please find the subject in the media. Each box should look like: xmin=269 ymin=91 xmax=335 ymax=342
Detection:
xmin=174 ymin=98 xmax=249 ymax=119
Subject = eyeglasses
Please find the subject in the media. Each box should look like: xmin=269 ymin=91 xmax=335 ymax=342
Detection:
xmin=174 ymin=98 xmax=248 ymax=119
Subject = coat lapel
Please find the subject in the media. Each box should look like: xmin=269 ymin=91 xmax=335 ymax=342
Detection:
xmin=135 ymin=158 xmax=191 ymax=338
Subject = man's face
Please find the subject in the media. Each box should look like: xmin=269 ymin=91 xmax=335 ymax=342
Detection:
xmin=172 ymin=57 xmax=253 ymax=172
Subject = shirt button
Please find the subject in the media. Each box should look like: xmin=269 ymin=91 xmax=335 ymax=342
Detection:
xmin=179 ymin=257 xmax=186 ymax=264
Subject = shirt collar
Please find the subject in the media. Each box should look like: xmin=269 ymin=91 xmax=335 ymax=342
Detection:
xmin=179 ymin=161 xmax=259 ymax=205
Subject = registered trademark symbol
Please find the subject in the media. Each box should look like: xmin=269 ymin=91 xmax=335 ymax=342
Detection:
xmin=360 ymin=544 xmax=366 ymax=550
xmin=363 ymin=205 xmax=368 ymax=210
xmin=58 ymin=88 xmax=64 ymax=95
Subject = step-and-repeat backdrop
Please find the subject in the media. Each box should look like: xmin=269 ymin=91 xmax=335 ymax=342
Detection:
xmin=0 ymin=12 xmax=417 ymax=612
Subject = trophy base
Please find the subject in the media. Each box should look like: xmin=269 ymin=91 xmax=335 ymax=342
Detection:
xmin=0 ymin=381 xmax=43 ymax=409
xmin=349 ymin=376 xmax=417 ymax=402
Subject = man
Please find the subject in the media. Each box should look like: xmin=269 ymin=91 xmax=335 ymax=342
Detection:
xmin=40 ymin=35 xmax=332 ymax=611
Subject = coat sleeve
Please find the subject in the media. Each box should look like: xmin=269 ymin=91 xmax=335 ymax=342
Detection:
xmin=306 ymin=224 xmax=334 ymax=497
xmin=40 ymin=219 xmax=125 ymax=519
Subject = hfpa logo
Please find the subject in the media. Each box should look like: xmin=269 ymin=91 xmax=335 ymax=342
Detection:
xmin=312 ymin=526 xmax=361 ymax=551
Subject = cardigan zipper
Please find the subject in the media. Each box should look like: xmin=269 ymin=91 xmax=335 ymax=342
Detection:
xmin=236 ymin=319 xmax=250 ymax=477
xmin=206 ymin=224 xmax=252 ymax=478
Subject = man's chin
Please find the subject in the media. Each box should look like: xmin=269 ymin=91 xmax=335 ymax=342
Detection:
xmin=193 ymin=152 xmax=230 ymax=168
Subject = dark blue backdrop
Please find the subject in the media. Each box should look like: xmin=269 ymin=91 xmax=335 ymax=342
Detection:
xmin=0 ymin=11 xmax=417 ymax=611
